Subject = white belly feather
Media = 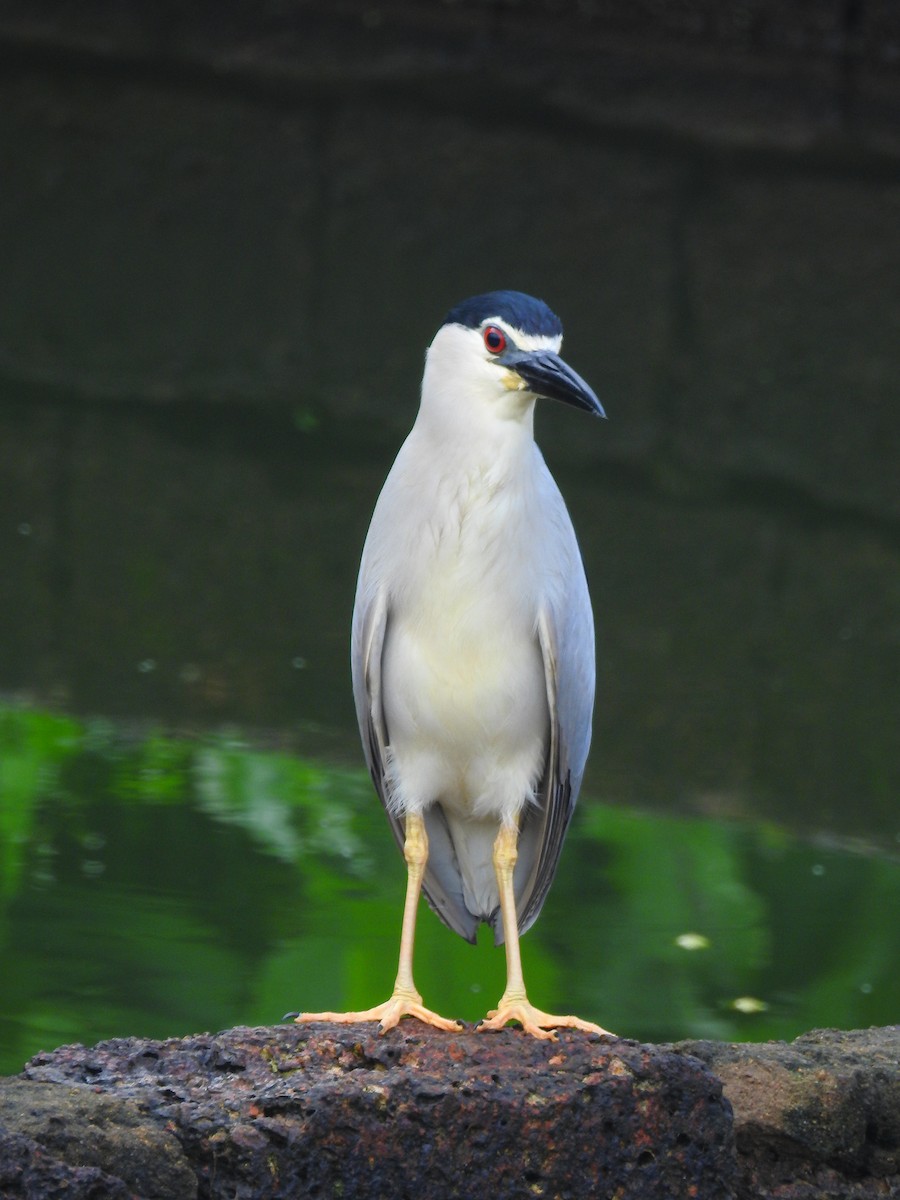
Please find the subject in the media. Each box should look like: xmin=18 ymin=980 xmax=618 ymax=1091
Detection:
xmin=361 ymin=428 xmax=563 ymax=919
xmin=380 ymin=467 xmax=550 ymax=827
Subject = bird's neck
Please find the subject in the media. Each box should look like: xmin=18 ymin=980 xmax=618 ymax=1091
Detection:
xmin=415 ymin=378 xmax=537 ymax=482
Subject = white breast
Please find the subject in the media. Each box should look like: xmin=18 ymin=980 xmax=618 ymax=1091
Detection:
xmin=373 ymin=437 xmax=550 ymax=824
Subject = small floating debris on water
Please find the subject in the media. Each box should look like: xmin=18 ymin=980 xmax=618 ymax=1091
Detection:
xmin=675 ymin=933 xmax=711 ymax=951
xmin=730 ymin=996 xmax=769 ymax=1014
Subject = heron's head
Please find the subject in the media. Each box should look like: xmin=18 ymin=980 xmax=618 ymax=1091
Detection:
xmin=421 ymin=290 xmax=605 ymax=429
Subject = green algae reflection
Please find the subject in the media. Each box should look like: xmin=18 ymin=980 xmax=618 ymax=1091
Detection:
xmin=0 ymin=704 xmax=898 ymax=1074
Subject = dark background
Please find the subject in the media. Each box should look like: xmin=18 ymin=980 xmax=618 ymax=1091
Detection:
xmin=1 ymin=0 xmax=898 ymax=840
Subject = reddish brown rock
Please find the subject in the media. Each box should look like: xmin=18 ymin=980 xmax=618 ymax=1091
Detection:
xmin=3 ymin=1025 xmax=898 ymax=1199
xmin=6 ymin=1023 xmax=735 ymax=1199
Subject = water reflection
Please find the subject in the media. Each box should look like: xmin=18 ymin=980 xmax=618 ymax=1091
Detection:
xmin=3 ymin=27 xmax=898 ymax=1078
xmin=3 ymin=399 xmax=898 ymax=849
xmin=0 ymin=705 xmax=897 ymax=1075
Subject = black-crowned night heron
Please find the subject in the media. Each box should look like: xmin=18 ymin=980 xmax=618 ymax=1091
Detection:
xmin=295 ymin=291 xmax=610 ymax=1039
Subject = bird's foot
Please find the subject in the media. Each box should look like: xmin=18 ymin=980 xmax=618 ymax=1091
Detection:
xmin=478 ymin=995 xmax=614 ymax=1041
xmin=293 ymin=988 xmax=462 ymax=1035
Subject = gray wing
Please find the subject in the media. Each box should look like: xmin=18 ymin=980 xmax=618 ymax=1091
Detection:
xmin=350 ymin=588 xmax=390 ymax=813
xmin=351 ymin=587 xmax=480 ymax=943
xmin=500 ymin=545 xmax=595 ymax=943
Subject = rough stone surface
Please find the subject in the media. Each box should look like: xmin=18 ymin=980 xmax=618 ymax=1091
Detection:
xmin=0 ymin=1080 xmax=197 ymax=1199
xmin=1 ymin=1025 xmax=898 ymax=1199
xmin=0 ymin=1127 xmax=133 ymax=1200
xmin=4 ymin=1023 xmax=735 ymax=1199
xmin=683 ymin=1026 xmax=900 ymax=1199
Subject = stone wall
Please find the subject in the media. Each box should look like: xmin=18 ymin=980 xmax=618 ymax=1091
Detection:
xmin=1 ymin=0 xmax=898 ymax=520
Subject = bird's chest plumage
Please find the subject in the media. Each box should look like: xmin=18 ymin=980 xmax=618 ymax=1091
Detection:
xmin=382 ymin=467 xmax=547 ymax=754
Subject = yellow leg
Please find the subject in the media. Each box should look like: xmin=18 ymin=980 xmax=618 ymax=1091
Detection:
xmin=478 ymin=822 xmax=614 ymax=1041
xmin=294 ymin=813 xmax=462 ymax=1033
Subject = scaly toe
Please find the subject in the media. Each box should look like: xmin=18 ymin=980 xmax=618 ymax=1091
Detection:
xmin=478 ymin=999 xmax=613 ymax=1040
xmin=294 ymin=994 xmax=462 ymax=1034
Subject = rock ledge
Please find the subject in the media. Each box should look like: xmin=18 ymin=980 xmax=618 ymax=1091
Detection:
xmin=0 ymin=1024 xmax=896 ymax=1199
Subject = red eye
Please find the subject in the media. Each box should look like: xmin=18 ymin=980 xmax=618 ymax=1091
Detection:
xmin=483 ymin=325 xmax=507 ymax=354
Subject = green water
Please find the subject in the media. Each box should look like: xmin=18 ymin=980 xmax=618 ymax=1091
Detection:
xmin=1 ymin=394 xmax=898 ymax=1074
xmin=2 ymin=28 xmax=899 ymax=1079
xmin=1 ymin=704 xmax=897 ymax=1075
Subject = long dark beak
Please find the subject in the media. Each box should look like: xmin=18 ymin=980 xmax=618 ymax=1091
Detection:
xmin=503 ymin=349 xmax=606 ymax=418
